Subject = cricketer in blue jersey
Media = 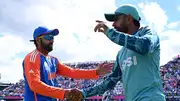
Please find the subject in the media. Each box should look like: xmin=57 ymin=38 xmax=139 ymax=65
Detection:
xmin=70 ymin=4 xmax=166 ymax=101
xmin=22 ymin=26 xmax=113 ymax=101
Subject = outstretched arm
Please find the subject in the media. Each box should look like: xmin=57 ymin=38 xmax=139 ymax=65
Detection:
xmin=81 ymin=58 xmax=122 ymax=98
xmin=94 ymin=21 xmax=159 ymax=55
xmin=57 ymin=60 xmax=112 ymax=79
xmin=105 ymin=27 xmax=159 ymax=54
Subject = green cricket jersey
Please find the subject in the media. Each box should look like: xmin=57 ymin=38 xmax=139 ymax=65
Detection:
xmin=82 ymin=26 xmax=166 ymax=101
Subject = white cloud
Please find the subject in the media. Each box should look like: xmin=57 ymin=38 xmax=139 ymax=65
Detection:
xmin=2 ymin=0 xmax=179 ymax=83
xmin=178 ymin=5 xmax=180 ymax=11
xmin=0 ymin=34 xmax=33 ymax=63
xmin=138 ymin=2 xmax=168 ymax=33
xmin=167 ymin=22 xmax=179 ymax=29
xmin=0 ymin=34 xmax=34 ymax=83
xmin=138 ymin=2 xmax=180 ymax=65
xmin=160 ymin=30 xmax=180 ymax=65
xmin=0 ymin=58 xmax=23 ymax=83
xmin=0 ymin=0 xmax=119 ymax=83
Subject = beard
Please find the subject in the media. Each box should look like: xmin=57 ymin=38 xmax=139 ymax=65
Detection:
xmin=115 ymin=26 xmax=128 ymax=33
xmin=40 ymin=40 xmax=53 ymax=52
xmin=114 ymin=22 xmax=129 ymax=33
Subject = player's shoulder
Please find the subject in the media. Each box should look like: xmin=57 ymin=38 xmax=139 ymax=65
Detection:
xmin=139 ymin=26 xmax=158 ymax=36
xmin=24 ymin=50 xmax=41 ymax=63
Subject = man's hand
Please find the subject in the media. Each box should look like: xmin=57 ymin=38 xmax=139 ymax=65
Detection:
xmin=96 ymin=61 xmax=114 ymax=76
xmin=94 ymin=20 xmax=109 ymax=34
xmin=64 ymin=89 xmax=83 ymax=101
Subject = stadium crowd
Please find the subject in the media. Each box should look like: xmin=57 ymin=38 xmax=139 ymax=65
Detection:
xmin=0 ymin=56 xmax=180 ymax=100
xmin=161 ymin=55 xmax=180 ymax=98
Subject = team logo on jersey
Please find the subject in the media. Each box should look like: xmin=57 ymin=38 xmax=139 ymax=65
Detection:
xmin=29 ymin=69 xmax=34 ymax=74
xmin=48 ymin=72 xmax=56 ymax=80
xmin=121 ymin=56 xmax=137 ymax=70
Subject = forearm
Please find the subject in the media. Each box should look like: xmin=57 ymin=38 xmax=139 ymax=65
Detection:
xmin=82 ymin=61 xmax=122 ymax=98
xmin=105 ymin=28 xmax=150 ymax=54
xmin=68 ymin=69 xmax=99 ymax=79
xmin=82 ymin=74 xmax=120 ymax=98
xmin=57 ymin=64 xmax=99 ymax=79
xmin=58 ymin=61 xmax=99 ymax=79
xmin=29 ymin=79 xmax=65 ymax=100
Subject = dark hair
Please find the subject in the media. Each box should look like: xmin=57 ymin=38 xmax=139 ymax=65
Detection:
xmin=34 ymin=40 xmax=38 ymax=47
xmin=120 ymin=14 xmax=140 ymax=27
xmin=133 ymin=19 xmax=140 ymax=27
xmin=32 ymin=35 xmax=42 ymax=47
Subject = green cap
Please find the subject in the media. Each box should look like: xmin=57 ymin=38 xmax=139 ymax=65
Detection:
xmin=105 ymin=4 xmax=141 ymax=21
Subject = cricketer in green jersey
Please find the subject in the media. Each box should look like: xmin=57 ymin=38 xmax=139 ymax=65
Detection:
xmin=80 ymin=4 xmax=166 ymax=101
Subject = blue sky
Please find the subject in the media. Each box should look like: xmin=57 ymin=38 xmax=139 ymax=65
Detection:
xmin=0 ymin=0 xmax=180 ymax=83
xmin=116 ymin=0 xmax=180 ymax=22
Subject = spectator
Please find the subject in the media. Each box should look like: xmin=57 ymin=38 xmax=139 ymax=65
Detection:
xmin=1 ymin=57 xmax=180 ymax=100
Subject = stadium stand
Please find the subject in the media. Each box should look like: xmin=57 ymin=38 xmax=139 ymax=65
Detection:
xmin=0 ymin=56 xmax=180 ymax=101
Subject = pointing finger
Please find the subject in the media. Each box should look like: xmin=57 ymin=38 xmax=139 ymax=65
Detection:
xmin=96 ymin=20 xmax=104 ymax=23
xmin=94 ymin=24 xmax=101 ymax=32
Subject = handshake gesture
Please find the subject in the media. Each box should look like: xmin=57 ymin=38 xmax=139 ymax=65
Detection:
xmin=65 ymin=89 xmax=83 ymax=101
xmin=64 ymin=62 xmax=114 ymax=101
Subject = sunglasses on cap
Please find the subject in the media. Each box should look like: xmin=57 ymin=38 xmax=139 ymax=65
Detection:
xmin=39 ymin=34 xmax=54 ymax=41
